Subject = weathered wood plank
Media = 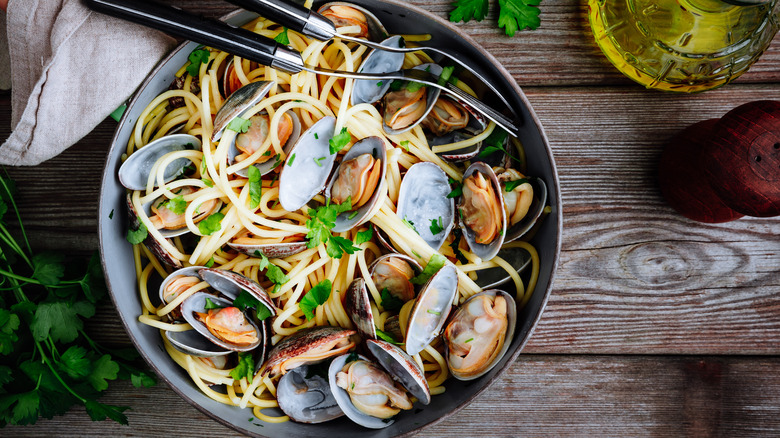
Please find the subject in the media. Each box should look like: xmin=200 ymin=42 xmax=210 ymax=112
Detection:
xmin=5 ymin=355 xmax=780 ymax=436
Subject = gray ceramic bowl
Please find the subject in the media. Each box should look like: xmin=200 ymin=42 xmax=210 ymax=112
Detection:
xmin=98 ymin=1 xmax=562 ymax=436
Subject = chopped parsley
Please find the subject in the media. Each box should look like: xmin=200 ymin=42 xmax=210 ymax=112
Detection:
xmin=406 ymin=81 xmax=425 ymax=93
xmin=427 ymin=309 xmax=441 ymax=315
xmin=254 ymin=251 xmax=289 ymax=294
xmin=410 ymin=253 xmax=447 ymax=285
xmin=108 ymin=209 xmax=114 ymax=220
xmin=465 ymin=337 xmax=474 ymax=343
xmin=287 ymin=153 xmax=296 ymax=167
xmin=299 ymin=279 xmax=332 ymax=320
xmin=348 ymin=210 xmax=359 ymax=220
xmin=355 ymin=224 xmax=373 ymax=246
xmin=314 ymin=133 xmax=319 ymax=140
xmin=328 ymin=127 xmax=351 ymax=155
xmin=346 ymin=351 xmax=359 ymax=363
xmin=205 ymin=257 xmax=215 ymax=268
xmin=197 ymin=212 xmax=224 ymax=235
xmin=326 ymin=235 xmax=361 ymax=259
xmin=429 ymin=216 xmax=445 ymax=235
xmin=126 ymin=222 xmax=147 ymax=245
xmin=376 ymin=328 xmax=402 ymax=345
xmin=262 ymin=150 xmax=272 ymax=156
xmin=203 ymin=297 xmax=223 ymax=310
xmin=314 ymin=156 xmax=327 ymax=167
xmin=186 ymin=48 xmax=210 ymax=76
xmin=377 ymin=81 xmax=384 ymax=87
xmin=230 ymin=352 xmax=255 ymax=383
xmin=380 ymin=287 xmax=404 ymax=312
xmin=449 ymin=228 xmax=469 ymax=264
xmin=248 ymin=166 xmax=262 ymax=209
xmin=478 ymin=128 xmax=523 ymax=165
xmin=446 ymin=177 xmax=463 ymax=199
xmin=305 ymin=198 xmax=354 ymax=257
xmin=201 ymin=178 xmax=214 ymax=188
xmin=505 ymin=178 xmax=530 ymax=192
xmin=402 ymin=217 xmax=418 ymax=234
xmin=227 ymin=116 xmax=252 ymax=134
xmin=159 ymin=196 xmax=186 ymax=215
xmin=399 ymin=140 xmax=410 ymax=151
xmin=273 ymin=27 xmax=290 ymax=45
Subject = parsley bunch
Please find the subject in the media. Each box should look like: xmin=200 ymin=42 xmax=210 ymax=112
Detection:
xmin=0 ymin=176 xmax=156 ymax=426
xmin=449 ymin=0 xmax=541 ymax=36
xmin=305 ymin=199 xmax=361 ymax=259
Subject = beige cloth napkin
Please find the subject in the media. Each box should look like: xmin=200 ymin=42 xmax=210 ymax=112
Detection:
xmin=0 ymin=0 xmax=177 ymax=166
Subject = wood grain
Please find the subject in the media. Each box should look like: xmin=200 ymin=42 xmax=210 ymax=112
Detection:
xmin=6 ymin=355 xmax=780 ymax=437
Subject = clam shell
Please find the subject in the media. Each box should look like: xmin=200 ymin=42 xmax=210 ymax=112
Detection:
xmin=180 ymin=292 xmax=263 ymax=352
xmin=164 ymin=329 xmax=231 ymax=357
xmin=142 ymin=195 xmax=223 ymax=239
xmin=382 ymin=63 xmax=443 ymax=136
xmin=279 ymin=116 xmax=338 ymax=212
xmin=444 ymin=289 xmax=516 ymax=381
xmin=350 ymin=35 xmax=405 ymax=106
xmin=344 ymin=278 xmax=376 ymax=340
xmin=396 ymin=162 xmax=455 ymax=251
xmin=326 ymin=136 xmax=388 ymax=232
xmin=227 ymin=110 xmax=302 ymax=178
xmin=317 ymin=2 xmax=389 ymax=42
xmin=404 ymin=263 xmax=459 ymax=356
xmin=504 ymin=176 xmax=548 ymax=243
xmin=197 ymin=268 xmax=275 ymax=314
xmin=458 ymin=162 xmax=507 ymax=261
xmin=473 ymin=246 xmax=532 ymax=289
xmin=158 ymin=265 xmax=205 ymax=306
xmin=118 ymin=134 xmax=201 ymax=191
xmin=126 ymin=194 xmax=181 ymax=268
xmin=277 ymin=364 xmax=344 ymax=423
xmin=328 ymin=353 xmax=392 ymax=429
xmin=227 ymin=241 xmax=308 ymax=258
xmin=211 ymin=81 xmax=276 ymax=142
xmin=432 ymin=103 xmax=488 ymax=162
xmin=262 ymin=326 xmax=356 ymax=377
xmin=366 ymin=339 xmax=430 ymax=405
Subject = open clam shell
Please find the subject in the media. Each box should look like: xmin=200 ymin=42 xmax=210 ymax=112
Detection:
xmin=158 ymin=266 xmax=205 ymax=306
xmin=211 ymin=81 xmax=276 ymax=142
xmin=396 ymin=162 xmax=454 ymax=251
xmin=277 ymin=364 xmax=345 ymax=424
xmin=504 ymin=176 xmax=548 ymax=243
xmin=443 ymin=289 xmax=516 ymax=381
xmin=325 ymin=136 xmax=388 ymax=232
xmin=226 ymin=110 xmax=302 ymax=178
xmin=279 ymin=116 xmax=338 ymax=212
xmin=141 ymin=193 xmax=223 ymax=239
xmin=125 ymin=194 xmax=181 ymax=268
xmin=458 ymin=162 xmax=507 ymax=261
xmin=328 ymin=353 xmax=394 ymax=429
xmin=198 ymin=268 xmax=275 ymax=313
xmin=404 ymin=263 xmax=459 ymax=356
xmin=382 ymin=63 xmax=443 ymax=136
xmin=369 ymin=253 xmax=422 ymax=303
xmin=227 ymin=241 xmax=308 ymax=259
xmin=261 ymin=326 xmax=356 ymax=377
xmin=164 ymin=328 xmax=232 ymax=357
xmin=430 ymin=100 xmax=488 ymax=162
xmin=317 ymin=2 xmax=389 ymax=42
xmin=366 ymin=339 xmax=430 ymax=405
xmin=180 ymin=292 xmax=263 ymax=352
xmin=118 ymin=134 xmax=201 ymax=191
xmin=345 ymin=278 xmax=376 ymax=340
xmin=350 ymin=35 xmax=405 ymax=106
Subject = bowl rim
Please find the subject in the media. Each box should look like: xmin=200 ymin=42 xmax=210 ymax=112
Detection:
xmin=98 ymin=2 xmax=562 ymax=436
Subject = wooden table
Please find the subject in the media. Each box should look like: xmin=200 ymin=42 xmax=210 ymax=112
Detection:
xmin=3 ymin=0 xmax=780 ymax=436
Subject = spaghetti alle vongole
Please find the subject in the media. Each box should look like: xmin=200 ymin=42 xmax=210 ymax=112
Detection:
xmin=120 ymin=1 xmax=547 ymax=428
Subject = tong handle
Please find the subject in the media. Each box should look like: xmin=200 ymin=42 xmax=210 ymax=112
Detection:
xmin=229 ymin=0 xmax=337 ymax=41
xmin=85 ymin=0 xmax=305 ymax=73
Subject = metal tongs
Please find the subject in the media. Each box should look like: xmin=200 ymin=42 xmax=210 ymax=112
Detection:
xmin=85 ymin=0 xmax=521 ymax=137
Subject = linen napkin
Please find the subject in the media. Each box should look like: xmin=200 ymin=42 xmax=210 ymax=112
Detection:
xmin=0 ymin=0 xmax=177 ymax=166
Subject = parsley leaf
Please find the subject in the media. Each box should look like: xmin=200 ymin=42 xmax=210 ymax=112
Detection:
xmin=126 ymin=222 xmax=148 ymax=244
xmin=399 ymin=140 xmax=410 ymax=151
xmin=232 ymin=291 xmax=259 ymax=312
xmin=130 ymin=372 xmax=157 ymax=388
xmin=248 ymin=165 xmax=262 ymax=209
xmin=57 ymin=346 xmax=91 ymax=379
xmin=355 ymin=224 xmax=373 ymax=246
xmin=449 ymin=228 xmax=469 ymax=264
xmin=305 ymin=198 xmax=353 ymax=251
xmin=505 ymin=178 xmax=530 ymax=192
xmin=274 ymin=27 xmax=290 ymax=45
xmin=160 ymin=195 xmax=187 ymax=215
xmin=31 ymin=301 xmax=95 ymax=343
xmin=429 ymin=217 xmax=445 ymax=235
xmin=186 ymin=48 xmax=211 ymax=77
xmin=498 ymin=0 xmax=542 ymax=36
xmin=327 ymin=235 xmax=361 ymax=259
xmin=402 ymin=217 xmax=418 ymax=234
xmin=376 ymin=328 xmax=402 ymax=345
xmin=203 ymin=297 xmax=223 ymax=310
xmin=328 ymin=127 xmax=351 ymax=155
xmin=227 ymin=116 xmax=252 ymax=134
xmin=230 ymin=352 xmax=256 ymax=383
xmin=198 ymin=212 xmax=224 ymax=235
xmin=87 ymin=354 xmax=120 ymax=391
xmin=205 ymin=257 xmax=216 ymax=268
xmin=32 ymin=252 xmax=65 ymax=286
xmin=380 ymin=288 xmax=404 ymax=312
xmin=446 ymin=177 xmax=463 ymax=199
xmin=410 ymin=253 xmax=448 ymax=285
xmin=299 ymin=279 xmax=332 ymax=320
xmin=0 ymin=309 xmax=20 ymax=355
xmin=450 ymin=0 xmax=489 ymax=22
xmin=84 ymin=400 xmax=129 ymax=425
xmin=255 ymin=252 xmax=289 ymax=295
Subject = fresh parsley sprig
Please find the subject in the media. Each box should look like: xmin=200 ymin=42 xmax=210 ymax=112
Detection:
xmin=449 ymin=0 xmax=541 ymax=36
xmin=0 ymin=175 xmax=156 ymax=427
xmin=305 ymin=199 xmax=362 ymax=259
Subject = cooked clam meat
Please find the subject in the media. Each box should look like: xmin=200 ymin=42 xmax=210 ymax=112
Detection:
xmin=195 ymin=307 xmax=260 ymax=346
xmin=496 ymin=168 xmax=534 ymax=227
xmin=331 ymin=153 xmax=381 ymax=209
xmin=372 ymin=257 xmax=415 ymax=302
xmin=162 ymin=275 xmax=201 ymax=304
xmin=320 ymin=5 xmax=369 ymax=38
xmin=383 ymin=86 xmax=427 ymax=131
xmin=335 ymin=360 xmax=413 ymax=418
xmin=444 ymin=294 xmax=508 ymax=378
xmin=235 ymin=112 xmax=294 ymax=163
xmin=460 ymin=171 xmax=502 ymax=244
xmin=150 ymin=187 xmax=218 ymax=230
xmin=421 ymin=96 xmax=469 ymax=136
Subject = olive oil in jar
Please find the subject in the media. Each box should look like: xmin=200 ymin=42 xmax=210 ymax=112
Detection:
xmin=589 ymin=0 xmax=779 ymax=92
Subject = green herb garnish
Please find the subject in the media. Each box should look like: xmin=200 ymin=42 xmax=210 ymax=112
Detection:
xmin=287 ymin=153 xmax=296 ymax=167
xmin=126 ymin=222 xmax=147 ymax=245
xmin=355 ymin=224 xmax=373 ymax=246
xmin=314 ymin=156 xmax=327 ymax=167
xmin=504 ymin=178 xmax=530 ymax=192
xmin=227 ymin=116 xmax=252 ymax=134
xmin=203 ymin=297 xmax=223 ymax=310
xmin=299 ymin=279 xmax=332 ymax=320
xmin=186 ymin=48 xmax=210 ymax=76
xmin=159 ymin=196 xmax=186 ymax=215
xmin=429 ymin=216 xmax=444 ymax=235
xmin=380 ymin=288 xmax=404 ymax=312
xmin=230 ymin=352 xmax=255 ymax=383
xmin=402 ymin=217 xmax=418 ymax=234
xmin=376 ymin=328 xmax=402 ymax=345
xmin=449 ymin=0 xmax=540 ymax=36
xmin=274 ymin=27 xmax=290 ymax=45
xmin=410 ymin=253 xmax=447 ymax=285
xmin=198 ymin=212 xmax=224 ymax=235
xmin=446 ymin=177 xmax=463 ymax=199
xmin=328 ymin=127 xmax=351 ymax=155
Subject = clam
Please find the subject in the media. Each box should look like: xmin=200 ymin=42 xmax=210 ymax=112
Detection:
xmin=421 ymin=95 xmax=470 ymax=137
xmin=158 ymin=266 xmax=206 ymax=311
xmin=458 ymin=162 xmax=506 ymax=261
xmin=325 ymin=136 xmax=387 ymax=233
xmin=261 ymin=326 xmax=356 ymax=377
xmin=369 ymin=254 xmax=421 ymax=303
xmin=118 ymin=134 xmax=201 ymax=191
xmin=443 ymin=290 xmax=516 ymax=380
xmin=211 ymin=81 xmax=276 ymax=142
xmin=222 ymin=59 xmax=244 ymax=98
xmin=344 ymin=278 xmax=377 ymax=340
xmin=350 ymin=35 xmax=405 ymax=106
xmin=276 ymin=364 xmax=344 ymax=423
xmin=126 ymin=194 xmax=181 ymax=268
xmin=382 ymin=64 xmax=442 ymax=136
xmin=145 ymin=186 xmax=222 ymax=238
xmin=165 ymin=329 xmax=232 ymax=357
xmin=278 ymin=116 xmax=339 ymax=212
xmin=366 ymin=339 xmax=430 ymax=405
xmin=181 ymin=292 xmax=262 ymax=351
xmin=317 ymin=2 xmax=389 ymax=42
xmin=228 ymin=229 xmax=308 ymax=258
xmin=396 ymin=162 xmax=455 ymax=251
xmin=227 ymin=109 xmax=302 ymax=178
xmin=500 ymin=173 xmax=548 ymax=243
xmin=198 ymin=268 xmax=275 ymax=310
xmin=473 ymin=246 xmax=532 ymax=289
xmin=404 ymin=263 xmax=459 ymax=356
xmin=427 ymin=98 xmax=488 ymax=162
